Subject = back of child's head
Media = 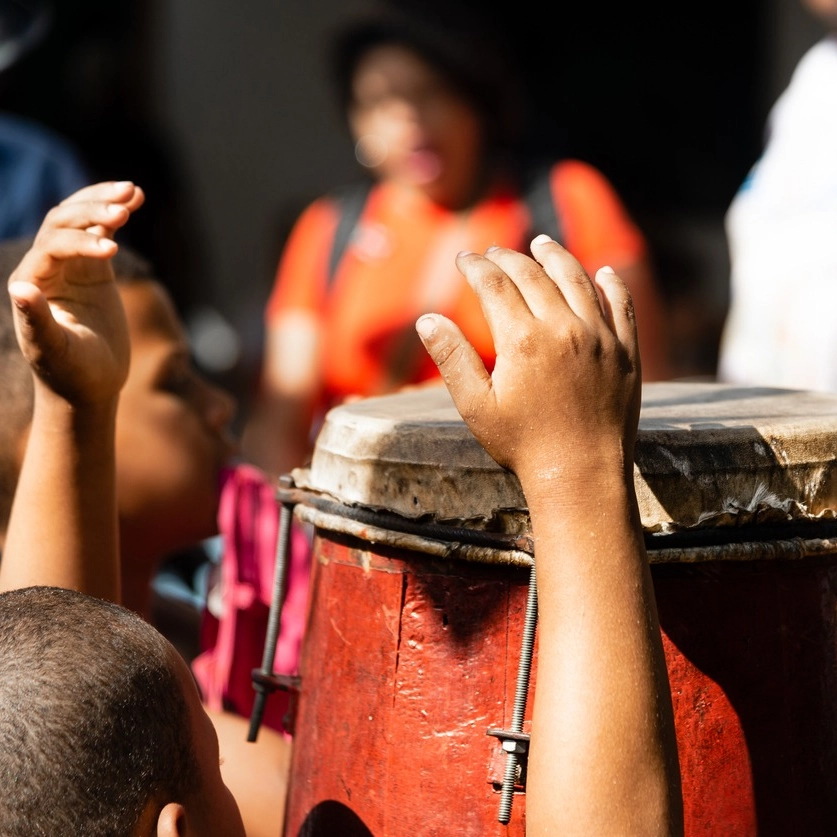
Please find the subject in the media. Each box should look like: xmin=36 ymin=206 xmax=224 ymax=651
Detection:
xmin=0 ymin=585 xmax=201 ymax=836
xmin=0 ymin=237 xmax=157 ymax=536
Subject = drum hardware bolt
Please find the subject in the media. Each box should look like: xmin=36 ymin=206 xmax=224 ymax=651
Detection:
xmin=248 ymin=474 xmax=297 ymax=743
xmin=492 ymin=564 xmax=538 ymax=824
xmin=503 ymin=740 xmax=526 ymax=754
xmin=487 ymin=727 xmax=530 ymax=772
xmin=487 ymin=729 xmax=530 ymax=756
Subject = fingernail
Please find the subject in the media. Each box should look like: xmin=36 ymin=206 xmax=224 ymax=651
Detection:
xmin=599 ymin=265 xmax=615 ymax=274
xmin=415 ymin=315 xmax=436 ymax=338
xmin=457 ymin=250 xmax=474 ymax=258
xmin=531 ymin=234 xmax=552 ymax=246
xmin=114 ymin=181 xmax=132 ymax=190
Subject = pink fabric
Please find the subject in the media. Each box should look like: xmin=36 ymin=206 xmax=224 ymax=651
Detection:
xmin=192 ymin=463 xmax=312 ymax=736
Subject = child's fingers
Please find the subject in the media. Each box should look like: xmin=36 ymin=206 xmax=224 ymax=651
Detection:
xmin=58 ymin=180 xmax=141 ymax=207
xmin=480 ymin=244 xmax=566 ymax=318
xmin=528 ymin=235 xmax=603 ymax=321
xmin=594 ymin=266 xmax=640 ymax=370
xmin=122 ymin=184 xmax=145 ymax=213
xmin=454 ymin=249 xmax=535 ymax=354
xmin=39 ymin=200 xmax=130 ymax=237
xmin=10 ymin=230 xmax=117 ymax=285
xmin=415 ymin=312 xmax=492 ymax=421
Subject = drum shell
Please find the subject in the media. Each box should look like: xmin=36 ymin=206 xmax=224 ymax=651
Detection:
xmin=285 ymin=534 xmax=534 ymax=836
xmin=283 ymin=382 xmax=837 ymax=836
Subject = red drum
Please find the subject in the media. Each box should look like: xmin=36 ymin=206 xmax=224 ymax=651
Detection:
xmin=281 ymin=382 xmax=837 ymax=836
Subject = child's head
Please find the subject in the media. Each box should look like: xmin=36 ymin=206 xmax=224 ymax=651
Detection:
xmin=328 ymin=5 xmax=527 ymax=208
xmin=115 ymin=275 xmax=238 ymax=564
xmin=0 ymin=585 xmax=245 ymax=836
xmin=0 ymin=238 xmax=237 ymax=565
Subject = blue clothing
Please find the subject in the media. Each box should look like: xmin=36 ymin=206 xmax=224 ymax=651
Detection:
xmin=0 ymin=112 xmax=89 ymax=240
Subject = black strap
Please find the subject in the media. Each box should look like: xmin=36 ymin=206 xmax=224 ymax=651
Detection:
xmin=326 ymin=164 xmax=563 ymax=288
xmin=326 ymin=179 xmax=373 ymax=289
xmin=520 ymin=161 xmax=563 ymax=246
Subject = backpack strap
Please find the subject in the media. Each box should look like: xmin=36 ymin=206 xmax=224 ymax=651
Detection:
xmin=326 ymin=179 xmax=373 ymax=289
xmin=325 ymin=165 xmax=563 ymax=288
xmin=520 ymin=161 xmax=563 ymax=246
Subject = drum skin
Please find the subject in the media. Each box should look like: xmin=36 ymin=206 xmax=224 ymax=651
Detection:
xmin=282 ymin=382 xmax=837 ymax=836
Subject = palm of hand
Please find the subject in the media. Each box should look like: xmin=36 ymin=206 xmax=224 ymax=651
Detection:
xmin=15 ymin=256 xmax=130 ymax=406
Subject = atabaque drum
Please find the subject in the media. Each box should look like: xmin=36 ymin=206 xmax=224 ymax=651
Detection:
xmin=280 ymin=381 xmax=837 ymax=836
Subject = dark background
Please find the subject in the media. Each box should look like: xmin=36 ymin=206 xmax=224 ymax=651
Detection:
xmin=0 ymin=0 xmax=823 ymax=403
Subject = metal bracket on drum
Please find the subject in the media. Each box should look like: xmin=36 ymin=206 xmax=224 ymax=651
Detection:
xmin=251 ymin=670 xmax=301 ymax=735
xmin=486 ymin=728 xmax=531 ymax=772
xmin=248 ymin=474 xmax=299 ymax=742
xmin=487 ymin=728 xmax=531 ymax=749
xmin=488 ymin=562 xmax=538 ymax=824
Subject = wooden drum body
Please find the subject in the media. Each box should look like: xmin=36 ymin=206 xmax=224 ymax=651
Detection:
xmin=282 ymin=382 xmax=837 ymax=836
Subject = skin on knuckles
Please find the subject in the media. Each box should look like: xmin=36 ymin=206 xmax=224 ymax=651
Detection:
xmin=454 ymin=250 xmax=535 ymax=343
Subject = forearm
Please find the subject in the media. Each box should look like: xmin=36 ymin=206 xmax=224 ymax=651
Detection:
xmin=0 ymin=387 xmax=120 ymax=600
xmin=524 ymin=467 xmax=682 ymax=836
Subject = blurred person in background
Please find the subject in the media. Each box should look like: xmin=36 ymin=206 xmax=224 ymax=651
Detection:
xmin=244 ymin=2 xmax=673 ymax=478
xmin=718 ymin=0 xmax=837 ymax=390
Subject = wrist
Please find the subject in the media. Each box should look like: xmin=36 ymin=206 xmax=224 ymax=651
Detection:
xmin=31 ymin=382 xmax=119 ymax=446
xmin=516 ymin=438 xmax=634 ymax=504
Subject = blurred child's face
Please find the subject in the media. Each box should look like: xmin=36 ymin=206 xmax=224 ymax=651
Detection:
xmin=115 ymin=280 xmax=237 ymax=561
xmin=348 ymin=43 xmax=484 ymax=209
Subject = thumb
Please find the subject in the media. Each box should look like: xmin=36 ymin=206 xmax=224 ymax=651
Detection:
xmin=8 ymin=281 xmax=66 ymax=367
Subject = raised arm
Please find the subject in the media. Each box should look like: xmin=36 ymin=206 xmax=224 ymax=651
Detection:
xmin=416 ymin=235 xmax=683 ymax=836
xmin=1 ymin=181 xmax=145 ymax=600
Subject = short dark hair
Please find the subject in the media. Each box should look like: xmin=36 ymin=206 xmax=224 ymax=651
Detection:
xmin=0 ymin=586 xmax=202 ymax=835
xmin=327 ymin=4 xmax=529 ymax=155
xmin=0 ymin=237 xmax=157 ymax=533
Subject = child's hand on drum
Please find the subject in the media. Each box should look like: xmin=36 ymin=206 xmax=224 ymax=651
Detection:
xmin=415 ymin=234 xmax=641 ymax=493
xmin=418 ymin=234 xmax=682 ymax=834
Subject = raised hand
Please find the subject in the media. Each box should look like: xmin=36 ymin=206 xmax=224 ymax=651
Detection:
xmin=7 ymin=181 xmax=145 ymax=406
xmin=1 ymin=181 xmax=145 ymax=601
xmin=415 ymin=234 xmax=641 ymax=492
xmin=416 ymin=235 xmax=682 ymax=836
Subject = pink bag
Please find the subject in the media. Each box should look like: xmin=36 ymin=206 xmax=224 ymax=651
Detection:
xmin=192 ymin=463 xmax=311 ymax=736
